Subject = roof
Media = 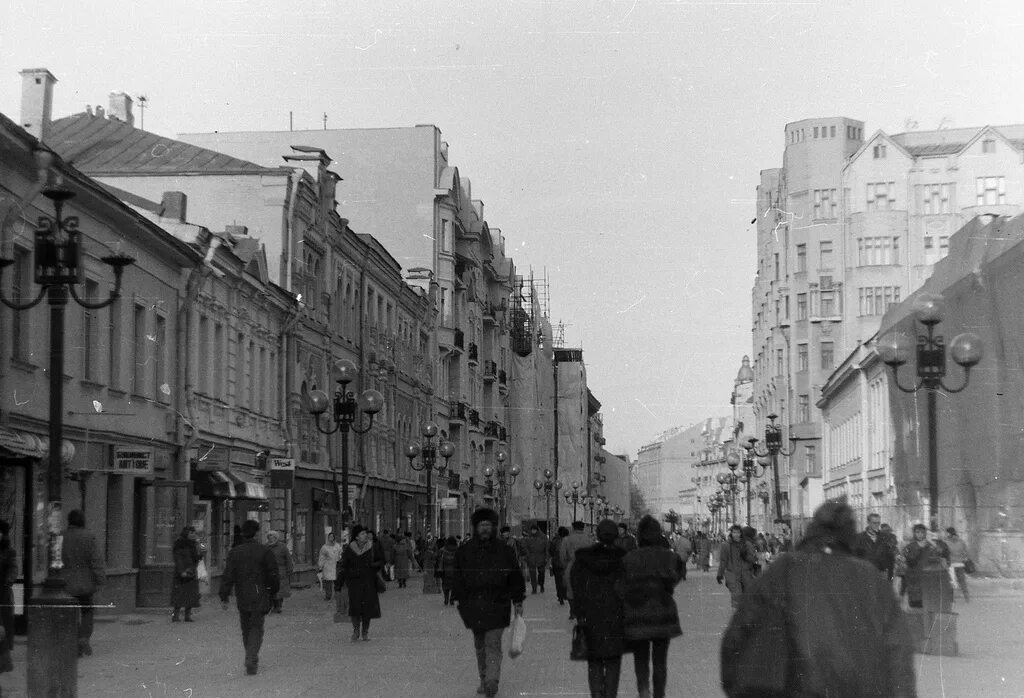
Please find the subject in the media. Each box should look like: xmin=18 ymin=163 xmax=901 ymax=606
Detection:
xmin=47 ymin=113 xmax=274 ymax=176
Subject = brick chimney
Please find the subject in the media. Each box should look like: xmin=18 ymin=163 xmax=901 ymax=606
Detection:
xmin=160 ymin=191 xmax=187 ymax=222
xmin=108 ymin=92 xmax=134 ymax=126
xmin=19 ymin=68 xmax=57 ymax=141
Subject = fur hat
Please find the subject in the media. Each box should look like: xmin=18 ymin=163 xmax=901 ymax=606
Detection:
xmin=471 ymin=507 xmax=499 ymax=529
xmin=637 ymin=515 xmax=663 ymax=545
xmin=802 ymin=500 xmax=858 ymax=552
xmin=596 ymin=519 xmax=619 ymax=544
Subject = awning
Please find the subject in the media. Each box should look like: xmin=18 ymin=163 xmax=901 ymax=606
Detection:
xmin=0 ymin=427 xmax=75 ymax=463
xmin=193 ymin=470 xmax=268 ymax=500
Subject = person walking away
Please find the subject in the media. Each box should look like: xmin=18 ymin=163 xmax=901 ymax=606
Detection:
xmin=379 ymin=529 xmax=396 ymax=581
xmin=902 ymin=523 xmax=951 ymax=609
xmin=622 ymin=516 xmax=683 ymax=698
xmin=550 ymin=526 xmax=570 ymax=605
xmin=171 ymin=526 xmax=203 ymax=622
xmin=696 ymin=532 xmax=711 ymax=571
xmin=219 ymin=519 xmax=279 ymax=675
xmin=340 ymin=525 xmax=383 ymax=641
xmin=853 ymin=512 xmax=895 ymax=580
xmin=614 ymin=523 xmax=637 ymax=553
xmin=716 ymin=524 xmax=756 ymax=608
xmin=561 ymin=521 xmax=592 ymax=620
xmin=453 ymin=507 xmax=526 ymax=698
xmin=671 ymin=532 xmax=692 ymax=581
xmin=522 ymin=525 xmax=549 ymax=594
xmin=740 ymin=527 xmax=761 ymax=577
xmin=438 ymin=536 xmax=460 ymax=605
xmin=945 ymin=527 xmax=970 ymax=602
xmin=721 ymin=501 xmax=916 ymax=697
xmin=0 ymin=521 xmax=16 ymax=667
xmin=265 ymin=531 xmax=293 ymax=613
xmin=317 ymin=532 xmax=344 ymax=601
xmin=61 ymin=509 xmax=106 ymax=657
xmin=571 ymin=519 xmax=627 ymax=698
xmin=393 ymin=532 xmax=415 ymax=588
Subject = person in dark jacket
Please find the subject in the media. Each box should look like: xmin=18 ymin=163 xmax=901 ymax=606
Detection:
xmin=853 ymin=512 xmax=895 ymax=580
xmin=614 ymin=522 xmax=637 ymax=553
xmin=219 ymin=519 xmax=279 ymax=676
xmin=453 ymin=507 xmax=526 ymax=698
xmin=902 ymin=523 xmax=951 ymax=609
xmin=622 ymin=515 xmax=683 ymax=698
xmin=717 ymin=524 xmax=757 ymax=608
xmin=0 ymin=520 xmax=16 ymax=666
xmin=171 ymin=526 xmax=203 ymax=622
xmin=339 ymin=525 xmax=383 ymax=641
xmin=571 ymin=519 xmax=627 ymax=698
xmin=721 ymin=500 xmax=916 ymax=698
xmin=549 ymin=526 xmax=570 ymax=605
xmin=522 ymin=525 xmax=549 ymax=594
xmin=438 ymin=536 xmax=460 ymax=605
xmin=62 ymin=509 xmax=106 ymax=658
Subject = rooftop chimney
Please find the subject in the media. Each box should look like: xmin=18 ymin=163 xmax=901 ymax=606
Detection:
xmin=108 ymin=92 xmax=134 ymax=126
xmin=160 ymin=191 xmax=187 ymax=223
xmin=19 ymin=68 xmax=57 ymax=141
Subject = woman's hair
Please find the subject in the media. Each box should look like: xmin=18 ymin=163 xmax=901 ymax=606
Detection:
xmin=446 ymin=536 xmax=457 ymax=545
xmin=350 ymin=524 xmax=366 ymax=540
xmin=636 ymin=515 xmax=663 ymax=546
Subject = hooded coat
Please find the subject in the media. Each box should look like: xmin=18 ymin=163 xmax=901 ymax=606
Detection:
xmin=621 ymin=543 xmax=684 ymax=642
xmin=570 ymin=543 xmax=627 ymax=658
xmin=721 ymin=505 xmax=916 ymax=698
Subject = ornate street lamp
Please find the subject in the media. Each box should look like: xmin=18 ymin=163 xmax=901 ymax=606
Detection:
xmin=716 ymin=471 xmax=741 ymax=524
xmin=307 ymin=359 xmax=384 ymax=527
xmin=727 ymin=447 xmax=769 ymax=526
xmin=744 ymin=414 xmax=795 ymax=527
xmin=877 ymin=292 xmax=982 ymax=531
xmin=0 ymin=146 xmax=134 ymax=692
xmin=581 ymin=493 xmax=605 ymax=527
xmin=483 ymin=448 xmax=520 ymax=526
xmin=404 ymin=422 xmax=456 ymax=536
xmin=563 ymin=481 xmax=583 ymax=522
xmin=533 ymin=469 xmax=562 ymax=535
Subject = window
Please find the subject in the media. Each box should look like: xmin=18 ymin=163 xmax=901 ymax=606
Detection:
xmin=939 ymin=236 xmax=949 ymax=258
xmin=805 ymin=444 xmax=817 ymax=472
xmin=10 ymin=248 xmax=31 ymax=361
xmin=796 ymin=244 xmax=807 ymax=272
xmin=821 ymin=342 xmax=834 ymax=369
xmin=857 ymin=236 xmax=899 ymax=265
xmin=440 ymin=219 xmax=449 ymax=252
xmin=867 ymin=182 xmax=895 ymax=211
xmin=784 ymin=295 xmax=790 ymax=319
xmin=154 ymin=315 xmax=167 ymax=402
xmin=776 ymin=348 xmax=785 ymax=376
xmin=214 ymin=322 xmax=225 ymax=399
xmin=813 ymin=189 xmax=837 ymax=219
xmin=976 ymin=176 xmax=1006 ymax=206
xmin=858 ymin=286 xmax=902 ymax=316
xmin=133 ymin=304 xmax=147 ymax=395
xmin=108 ymin=298 xmax=121 ymax=388
xmin=798 ymin=395 xmax=811 ymax=423
xmin=774 ymin=253 xmax=780 ymax=280
xmin=813 ymin=126 xmax=819 ymax=138
xmin=873 ymin=143 xmax=887 ymax=159
xmin=982 ymin=139 xmax=996 ymax=154
xmin=820 ymin=290 xmax=836 ymax=316
xmin=819 ymin=240 xmax=834 ymax=269
xmin=797 ymin=344 xmax=809 ymax=372
xmin=920 ymin=183 xmax=954 ymax=214
xmin=247 ymin=340 xmax=256 ymax=408
xmin=81 ymin=280 xmax=100 ymax=380
xmin=259 ymin=347 xmax=267 ymax=413
xmin=797 ymin=293 xmax=808 ymax=320
xmin=830 ymin=125 xmax=836 ymax=138
xmin=198 ymin=315 xmax=210 ymax=393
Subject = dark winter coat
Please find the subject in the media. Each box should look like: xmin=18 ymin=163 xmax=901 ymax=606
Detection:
xmin=721 ymin=539 xmax=916 ymax=698
xmin=621 ymin=545 xmax=683 ymax=642
xmin=268 ymin=540 xmax=293 ymax=599
xmin=718 ymin=539 xmax=757 ymax=592
xmin=438 ymin=543 xmax=459 ymax=588
xmin=453 ymin=535 xmax=526 ymax=631
xmin=853 ymin=530 xmax=895 ymax=577
xmin=340 ymin=542 xmax=382 ymax=619
xmin=171 ymin=537 xmax=202 ymax=608
xmin=219 ymin=539 xmax=280 ymax=613
xmin=570 ymin=543 xmax=627 ymax=658
xmin=61 ymin=525 xmax=106 ymax=597
xmin=522 ymin=533 xmax=549 ymax=567
xmin=902 ymin=539 xmax=950 ymax=606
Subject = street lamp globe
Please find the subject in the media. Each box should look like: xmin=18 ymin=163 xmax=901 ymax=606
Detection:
xmin=404 ymin=443 xmax=421 ymax=460
xmin=439 ymin=441 xmax=456 ymax=459
xmin=726 ymin=451 xmax=741 ymax=469
xmin=877 ymin=331 xmax=915 ymax=367
xmin=543 ymin=468 xmax=553 ymax=479
xmin=533 ymin=480 xmax=543 ymax=490
xmin=495 ymin=448 xmax=508 ymax=463
xmin=716 ymin=472 xmax=727 ymax=485
xmin=757 ymin=454 xmax=771 ymax=467
xmin=483 ymin=466 xmax=495 ymax=478
xmin=335 ymin=358 xmax=358 ymax=384
xmin=422 ymin=421 xmax=439 ymax=438
xmin=950 ymin=332 xmax=983 ymax=368
xmin=360 ymin=389 xmax=385 ymax=414
xmin=509 ymin=465 xmax=521 ymax=477
xmin=555 ymin=480 xmax=563 ymax=490
xmin=914 ymin=292 xmax=944 ymax=326
xmin=307 ymin=389 xmax=330 ymax=415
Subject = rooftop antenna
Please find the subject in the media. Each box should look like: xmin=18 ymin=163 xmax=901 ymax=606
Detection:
xmin=137 ymin=95 xmax=148 ymax=130
xmin=323 ymin=112 xmax=328 ymax=130
xmin=290 ymin=111 xmax=293 ymax=132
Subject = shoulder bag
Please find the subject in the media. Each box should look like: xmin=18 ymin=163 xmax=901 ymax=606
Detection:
xmin=570 ymin=622 xmax=588 ymax=661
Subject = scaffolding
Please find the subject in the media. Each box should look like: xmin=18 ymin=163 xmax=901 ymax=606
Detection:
xmin=510 ymin=269 xmax=554 ymax=356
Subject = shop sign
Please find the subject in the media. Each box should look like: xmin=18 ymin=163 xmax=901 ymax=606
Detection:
xmin=439 ymin=497 xmax=459 ymax=510
xmin=269 ymin=458 xmax=295 ymax=489
xmin=113 ymin=447 xmax=154 ymax=475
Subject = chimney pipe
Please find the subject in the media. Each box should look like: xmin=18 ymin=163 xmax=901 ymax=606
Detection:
xmin=19 ymin=68 xmax=57 ymax=141
xmin=108 ymin=92 xmax=134 ymax=126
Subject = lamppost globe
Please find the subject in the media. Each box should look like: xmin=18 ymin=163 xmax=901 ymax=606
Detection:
xmin=404 ymin=443 xmax=421 ymax=460
xmin=951 ymin=332 xmax=984 ymax=368
xmin=716 ymin=472 xmax=727 ymax=485
xmin=483 ymin=466 xmax=495 ymax=478
xmin=914 ymin=292 xmax=944 ymax=326
xmin=757 ymin=455 xmax=771 ymax=467
xmin=495 ymin=448 xmax=508 ymax=463
xmin=726 ymin=452 xmax=741 ymax=468
xmin=877 ymin=331 xmax=915 ymax=367
xmin=572 ymin=480 xmax=580 ymax=489
xmin=543 ymin=468 xmax=553 ymax=479
xmin=509 ymin=464 xmax=521 ymax=477
xmin=555 ymin=480 xmax=563 ymax=490
xmin=533 ymin=480 xmax=542 ymax=490
xmin=335 ymin=358 xmax=358 ymax=384
xmin=307 ymin=389 xmax=330 ymax=415
xmin=439 ymin=441 xmax=456 ymax=459
xmin=422 ymin=421 xmax=439 ymax=438
xmin=360 ymin=389 xmax=385 ymax=414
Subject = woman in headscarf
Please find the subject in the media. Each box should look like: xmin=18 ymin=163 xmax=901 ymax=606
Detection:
xmin=339 ymin=524 xmax=383 ymax=641
xmin=171 ymin=526 xmax=203 ymax=622
xmin=317 ymin=531 xmax=344 ymax=601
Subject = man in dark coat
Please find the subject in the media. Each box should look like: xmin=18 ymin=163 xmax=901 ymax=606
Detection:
xmin=853 ymin=511 xmax=895 ymax=580
xmin=549 ymin=526 xmax=570 ymax=605
xmin=721 ymin=501 xmax=916 ymax=698
xmin=521 ymin=525 xmax=549 ymax=594
xmin=614 ymin=522 xmax=637 ymax=553
xmin=61 ymin=509 xmax=106 ymax=658
xmin=453 ymin=507 xmax=526 ymax=698
xmin=717 ymin=524 xmax=757 ymax=608
xmin=219 ymin=519 xmax=280 ymax=675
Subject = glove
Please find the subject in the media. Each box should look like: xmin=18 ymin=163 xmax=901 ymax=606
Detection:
xmin=716 ymin=576 xmax=723 ymax=585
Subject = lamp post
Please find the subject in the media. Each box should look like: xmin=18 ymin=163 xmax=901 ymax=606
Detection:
xmin=727 ymin=448 xmax=768 ymax=525
xmin=533 ymin=469 xmax=562 ymax=535
xmin=716 ymin=471 xmax=741 ymax=525
xmin=756 ymin=483 xmax=771 ymax=531
xmin=0 ymin=147 xmax=134 ymax=693
xmin=404 ymin=422 xmax=456 ymax=536
xmin=581 ymin=494 xmax=604 ymax=528
xmin=877 ymin=292 xmax=982 ymax=531
xmin=563 ymin=481 xmax=583 ymax=522
xmin=745 ymin=414 xmax=795 ymax=528
xmin=708 ymin=495 xmax=723 ymax=536
xmin=483 ymin=448 xmax=520 ymax=526
xmin=307 ymin=359 xmax=384 ymax=528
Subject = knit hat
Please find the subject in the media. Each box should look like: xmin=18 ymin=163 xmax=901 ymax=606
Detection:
xmin=596 ymin=519 xmax=619 ymax=544
xmin=636 ymin=515 xmax=663 ymax=545
xmin=471 ymin=507 xmax=499 ymax=528
xmin=801 ymin=500 xmax=857 ymax=552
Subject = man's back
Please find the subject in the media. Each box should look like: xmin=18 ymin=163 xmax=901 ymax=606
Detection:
xmin=220 ymin=539 xmax=280 ymax=612
xmin=62 ymin=526 xmax=104 ymax=596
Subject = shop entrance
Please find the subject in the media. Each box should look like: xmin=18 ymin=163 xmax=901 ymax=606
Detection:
xmin=134 ymin=480 xmax=190 ymax=607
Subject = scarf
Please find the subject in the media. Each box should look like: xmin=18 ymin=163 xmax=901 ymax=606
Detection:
xmin=350 ymin=540 xmax=372 ymax=556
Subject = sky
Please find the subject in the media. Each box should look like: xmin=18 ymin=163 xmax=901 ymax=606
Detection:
xmin=5 ymin=0 xmax=1024 ymax=457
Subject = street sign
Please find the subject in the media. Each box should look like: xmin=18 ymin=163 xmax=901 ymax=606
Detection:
xmin=114 ymin=447 xmax=154 ymax=475
xmin=269 ymin=458 xmax=295 ymax=489
xmin=439 ymin=496 xmax=459 ymax=510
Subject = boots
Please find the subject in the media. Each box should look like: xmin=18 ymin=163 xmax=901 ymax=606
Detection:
xmin=184 ymin=608 xmax=193 ymax=622
xmin=171 ymin=608 xmax=181 ymax=622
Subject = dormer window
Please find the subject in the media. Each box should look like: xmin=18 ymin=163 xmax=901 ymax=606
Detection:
xmin=873 ymin=143 xmax=887 ymax=159
xmin=982 ymin=139 xmax=996 ymax=154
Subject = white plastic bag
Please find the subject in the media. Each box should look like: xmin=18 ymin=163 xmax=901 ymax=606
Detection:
xmin=508 ymin=614 xmax=527 ymax=659
xmin=196 ymin=559 xmax=209 ymax=582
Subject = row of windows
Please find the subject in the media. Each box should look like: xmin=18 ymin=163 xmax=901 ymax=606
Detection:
xmin=790 ymin=125 xmax=863 ymax=144
xmin=864 ymin=177 xmax=1007 ymax=213
xmin=857 ymin=236 xmax=900 ymax=266
xmin=797 ymin=342 xmax=835 ymax=372
xmin=829 ymin=413 xmax=863 ymax=472
xmin=857 ymin=286 xmax=901 ymax=316
xmin=812 ymin=188 xmax=838 ymax=220
xmin=795 ymin=241 xmax=834 ymax=273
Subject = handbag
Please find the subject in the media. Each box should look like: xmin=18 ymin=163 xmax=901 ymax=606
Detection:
xmin=963 ymin=559 xmax=976 ymax=574
xmin=570 ymin=623 xmax=588 ymax=661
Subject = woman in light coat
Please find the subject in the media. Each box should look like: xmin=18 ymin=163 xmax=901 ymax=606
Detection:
xmin=318 ymin=532 xmax=344 ymax=601
xmin=392 ymin=534 xmax=416 ymax=588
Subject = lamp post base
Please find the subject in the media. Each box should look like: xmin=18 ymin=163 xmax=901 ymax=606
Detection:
xmin=27 ymin=577 xmax=79 ymax=697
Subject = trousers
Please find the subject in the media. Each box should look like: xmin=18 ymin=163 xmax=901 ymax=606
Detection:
xmin=587 ymin=656 xmax=622 ymax=697
xmin=552 ymin=565 xmax=566 ymax=601
xmin=74 ymin=594 xmax=94 ymax=641
xmin=528 ymin=565 xmax=546 ymax=591
xmin=633 ymin=637 xmax=670 ymax=698
xmin=238 ymin=609 xmax=266 ymax=668
xmin=473 ymin=627 xmax=504 ymax=690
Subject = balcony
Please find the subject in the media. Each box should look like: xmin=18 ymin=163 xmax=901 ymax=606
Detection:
xmin=483 ymin=360 xmax=497 ymax=381
xmin=484 ymin=420 xmax=500 ymax=440
xmin=449 ymin=401 xmax=468 ymax=424
xmin=498 ymin=370 xmax=507 ymax=392
xmin=498 ymin=426 xmax=507 ymax=442
xmin=468 ymin=409 xmax=481 ymax=428
xmin=468 ymin=343 xmax=479 ymax=365
xmin=454 ymin=328 xmax=465 ymax=351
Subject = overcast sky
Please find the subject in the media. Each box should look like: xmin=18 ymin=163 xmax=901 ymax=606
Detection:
xmin=5 ymin=0 xmax=1024 ymax=457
